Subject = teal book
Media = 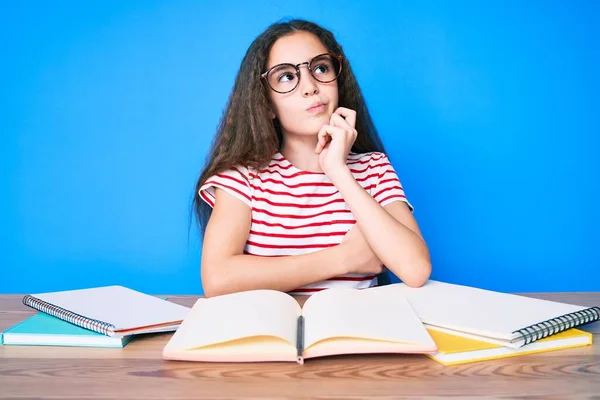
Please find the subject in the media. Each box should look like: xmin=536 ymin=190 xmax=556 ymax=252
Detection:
xmin=1 ymin=312 xmax=133 ymax=348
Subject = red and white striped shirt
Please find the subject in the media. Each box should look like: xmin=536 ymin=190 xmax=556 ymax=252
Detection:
xmin=199 ymin=151 xmax=413 ymax=295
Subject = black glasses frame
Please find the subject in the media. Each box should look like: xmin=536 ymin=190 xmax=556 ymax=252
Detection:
xmin=260 ymin=53 xmax=344 ymax=94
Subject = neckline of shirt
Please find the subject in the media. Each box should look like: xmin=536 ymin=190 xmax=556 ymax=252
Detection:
xmin=274 ymin=151 xmax=359 ymax=177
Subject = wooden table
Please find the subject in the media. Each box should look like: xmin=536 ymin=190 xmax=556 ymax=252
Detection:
xmin=1 ymin=292 xmax=599 ymax=399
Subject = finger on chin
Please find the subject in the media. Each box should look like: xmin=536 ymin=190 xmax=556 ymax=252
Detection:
xmin=335 ymin=108 xmax=356 ymax=126
xmin=331 ymin=113 xmax=353 ymax=131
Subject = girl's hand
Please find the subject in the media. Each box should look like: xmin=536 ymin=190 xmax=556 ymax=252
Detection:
xmin=315 ymin=107 xmax=358 ymax=177
xmin=340 ymin=224 xmax=384 ymax=275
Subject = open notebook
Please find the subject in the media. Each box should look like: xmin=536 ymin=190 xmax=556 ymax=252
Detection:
xmin=23 ymin=286 xmax=190 ymax=337
xmin=162 ymin=285 xmax=437 ymax=364
xmin=381 ymin=280 xmax=599 ymax=348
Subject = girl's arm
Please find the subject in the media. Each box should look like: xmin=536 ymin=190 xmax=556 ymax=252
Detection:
xmin=316 ymin=108 xmax=431 ymax=287
xmin=328 ymin=168 xmax=431 ymax=287
xmin=200 ymin=188 xmax=382 ymax=297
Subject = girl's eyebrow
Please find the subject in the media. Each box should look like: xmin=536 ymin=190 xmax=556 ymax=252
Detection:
xmin=270 ymin=63 xmax=293 ymax=70
xmin=268 ymin=54 xmax=323 ymax=70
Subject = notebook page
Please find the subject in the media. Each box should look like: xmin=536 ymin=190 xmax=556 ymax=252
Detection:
xmin=301 ymin=285 xmax=435 ymax=349
xmin=31 ymin=286 xmax=190 ymax=332
xmin=164 ymin=290 xmax=301 ymax=351
xmin=390 ymin=280 xmax=589 ymax=340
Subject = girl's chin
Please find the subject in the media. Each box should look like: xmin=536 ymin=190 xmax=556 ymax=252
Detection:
xmin=282 ymin=120 xmax=329 ymax=137
xmin=285 ymin=131 xmax=321 ymax=138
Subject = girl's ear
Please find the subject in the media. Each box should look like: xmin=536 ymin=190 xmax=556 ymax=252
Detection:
xmin=265 ymin=98 xmax=277 ymax=119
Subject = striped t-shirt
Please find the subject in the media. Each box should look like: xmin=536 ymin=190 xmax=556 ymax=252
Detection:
xmin=199 ymin=151 xmax=413 ymax=295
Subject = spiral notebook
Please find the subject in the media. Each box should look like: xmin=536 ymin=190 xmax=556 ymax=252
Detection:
xmin=381 ymin=280 xmax=599 ymax=348
xmin=23 ymin=286 xmax=190 ymax=337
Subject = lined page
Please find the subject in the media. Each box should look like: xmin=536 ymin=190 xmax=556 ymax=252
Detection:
xmin=164 ymin=290 xmax=301 ymax=351
xmin=301 ymin=285 xmax=435 ymax=349
xmin=388 ymin=280 xmax=590 ymax=340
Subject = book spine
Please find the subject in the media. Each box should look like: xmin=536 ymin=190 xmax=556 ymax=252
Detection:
xmin=22 ymin=295 xmax=115 ymax=336
xmin=513 ymin=306 xmax=600 ymax=345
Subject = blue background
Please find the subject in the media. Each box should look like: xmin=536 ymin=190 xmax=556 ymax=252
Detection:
xmin=2 ymin=0 xmax=598 ymax=295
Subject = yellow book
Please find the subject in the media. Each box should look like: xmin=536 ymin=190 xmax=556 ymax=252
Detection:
xmin=426 ymin=328 xmax=593 ymax=366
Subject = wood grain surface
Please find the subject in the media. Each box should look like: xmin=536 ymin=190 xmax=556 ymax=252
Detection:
xmin=1 ymin=292 xmax=599 ymax=399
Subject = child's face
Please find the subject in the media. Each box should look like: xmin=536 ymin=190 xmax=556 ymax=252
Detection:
xmin=265 ymin=31 xmax=339 ymax=138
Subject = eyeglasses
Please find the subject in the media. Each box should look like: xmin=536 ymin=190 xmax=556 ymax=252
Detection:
xmin=261 ymin=53 xmax=344 ymax=94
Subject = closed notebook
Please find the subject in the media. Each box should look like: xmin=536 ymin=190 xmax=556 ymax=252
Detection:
xmin=163 ymin=285 xmax=437 ymax=364
xmin=23 ymin=286 xmax=190 ymax=337
xmin=383 ymin=280 xmax=600 ymax=348
xmin=1 ymin=312 xmax=132 ymax=348
xmin=426 ymin=328 xmax=593 ymax=366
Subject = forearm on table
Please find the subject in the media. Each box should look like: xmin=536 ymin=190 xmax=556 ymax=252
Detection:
xmin=201 ymin=245 xmax=347 ymax=297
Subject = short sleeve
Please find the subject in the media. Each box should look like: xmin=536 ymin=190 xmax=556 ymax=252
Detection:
xmin=199 ymin=166 xmax=252 ymax=209
xmin=371 ymin=153 xmax=414 ymax=212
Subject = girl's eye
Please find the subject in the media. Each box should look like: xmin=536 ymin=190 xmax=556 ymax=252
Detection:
xmin=278 ymin=72 xmax=296 ymax=83
xmin=313 ymin=63 xmax=330 ymax=75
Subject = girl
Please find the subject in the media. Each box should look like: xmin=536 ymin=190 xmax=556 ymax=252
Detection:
xmin=193 ymin=19 xmax=431 ymax=297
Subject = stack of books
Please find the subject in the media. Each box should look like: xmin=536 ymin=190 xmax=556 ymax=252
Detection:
xmin=1 ymin=286 xmax=190 ymax=348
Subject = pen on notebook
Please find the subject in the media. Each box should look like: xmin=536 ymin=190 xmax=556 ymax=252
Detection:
xmin=296 ymin=315 xmax=304 ymax=364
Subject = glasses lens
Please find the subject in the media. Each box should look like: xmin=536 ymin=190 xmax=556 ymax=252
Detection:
xmin=267 ymin=64 xmax=298 ymax=93
xmin=309 ymin=54 xmax=341 ymax=83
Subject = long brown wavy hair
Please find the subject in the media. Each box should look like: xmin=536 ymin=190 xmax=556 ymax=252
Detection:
xmin=192 ymin=19 xmax=387 ymax=235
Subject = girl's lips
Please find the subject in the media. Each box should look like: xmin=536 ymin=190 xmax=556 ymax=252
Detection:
xmin=307 ymin=104 xmax=326 ymax=114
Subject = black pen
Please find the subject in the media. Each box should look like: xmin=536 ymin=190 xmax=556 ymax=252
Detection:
xmin=296 ymin=315 xmax=304 ymax=364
